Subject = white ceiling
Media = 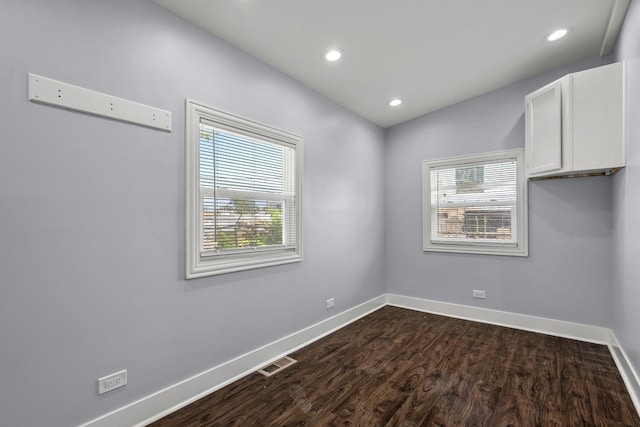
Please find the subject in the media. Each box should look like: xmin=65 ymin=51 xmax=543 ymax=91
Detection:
xmin=154 ymin=0 xmax=629 ymax=128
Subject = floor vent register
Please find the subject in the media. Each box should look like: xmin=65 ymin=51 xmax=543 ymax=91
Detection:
xmin=257 ymin=356 xmax=297 ymax=377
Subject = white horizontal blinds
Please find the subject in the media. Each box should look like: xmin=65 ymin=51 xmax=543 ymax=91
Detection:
xmin=214 ymin=129 xmax=285 ymax=194
xmin=199 ymin=121 xmax=296 ymax=254
xmin=430 ymin=157 xmax=518 ymax=245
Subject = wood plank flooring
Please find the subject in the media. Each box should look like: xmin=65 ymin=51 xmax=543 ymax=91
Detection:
xmin=149 ymin=306 xmax=640 ymax=426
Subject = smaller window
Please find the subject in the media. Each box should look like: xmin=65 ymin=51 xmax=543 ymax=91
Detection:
xmin=422 ymin=148 xmax=528 ymax=256
xmin=185 ymin=100 xmax=303 ymax=278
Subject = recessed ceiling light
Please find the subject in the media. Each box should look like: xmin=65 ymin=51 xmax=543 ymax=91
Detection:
xmin=324 ymin=49 xmax=342 ymax=62
xmin=388 ymin=98 xmax=402 ymax=107
xmin=547 ymin=28 xmax=569 ymax=42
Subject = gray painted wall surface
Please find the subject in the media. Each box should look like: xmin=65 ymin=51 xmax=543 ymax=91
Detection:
xmin=613 ymin=0 xmax=640 ymax=381
xmin=385 ymin=56 xmax=615 ymax=326
xmin=0 ymin=2 xmax=385 ymax=426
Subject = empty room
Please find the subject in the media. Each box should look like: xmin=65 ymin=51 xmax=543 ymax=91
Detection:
xmin=2 ymin=0 xmax=640 ymax=426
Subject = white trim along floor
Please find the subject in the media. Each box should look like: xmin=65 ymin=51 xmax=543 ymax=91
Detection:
xmin=80 ymin=294 xmax=640 ymax=427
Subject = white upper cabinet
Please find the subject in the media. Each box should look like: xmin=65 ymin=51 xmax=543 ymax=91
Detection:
xmin=525 ymin=62 xmax=625 ymax=179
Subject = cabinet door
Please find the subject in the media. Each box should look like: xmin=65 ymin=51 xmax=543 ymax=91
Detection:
xmin=525 ymin=80 xmax=562 ymax=175
xmin=570 ymin=62 xmax=625 ymax=172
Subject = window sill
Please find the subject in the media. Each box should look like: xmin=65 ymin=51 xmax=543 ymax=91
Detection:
xmin=424 ymin=242 xmax=528 ymax=257
xmin=187 ymin=251 xmax=302 ymax=278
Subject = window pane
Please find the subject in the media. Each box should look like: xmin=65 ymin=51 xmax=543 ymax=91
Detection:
xmin=200 ymin=123 xmax=292 ymax=195
xmin=436 ymin=207 xmax=512 ymax=240
xmin=199 ymin=122 xmax=297 ymax=254
xmin=203 ymin=196 xmax=284 ymax=252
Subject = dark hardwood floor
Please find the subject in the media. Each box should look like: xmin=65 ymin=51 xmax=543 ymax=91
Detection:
xmin=149 ymin=306 xmax=640 ymax=426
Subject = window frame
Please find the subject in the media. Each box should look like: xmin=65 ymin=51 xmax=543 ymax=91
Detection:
xmin=185 ymin=100 xmax=303 ymax=278
xmin=422 ymin=148 xmax=528 ymax=257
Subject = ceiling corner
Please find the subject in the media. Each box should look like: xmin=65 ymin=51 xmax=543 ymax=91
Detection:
xmin=600 ymin=0 xmax=631 ymax=56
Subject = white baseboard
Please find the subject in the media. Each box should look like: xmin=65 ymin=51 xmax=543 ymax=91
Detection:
xmin=80 ymin=292 xmax=640 ymax=426
xmin=384 ymin=293 xmax=612 ymax=344
xmin=608 ymin=332 xmax=640 ymax=416
xmin=79 ymin=295 xmax=386 ymax=427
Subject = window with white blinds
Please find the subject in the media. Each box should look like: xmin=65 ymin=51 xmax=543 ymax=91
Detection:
xmin=422 ymin=149 xmax=527 ymax=256
xmin=186 ymin=100 xmax=302 ymax=278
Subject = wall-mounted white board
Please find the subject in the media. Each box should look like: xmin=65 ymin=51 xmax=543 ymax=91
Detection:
xmin=28 ymin=73 xmax=172 ymax=132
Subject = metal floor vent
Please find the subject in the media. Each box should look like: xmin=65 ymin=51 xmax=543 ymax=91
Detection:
xmin=257 ymin=356 xmax=297 ymax=377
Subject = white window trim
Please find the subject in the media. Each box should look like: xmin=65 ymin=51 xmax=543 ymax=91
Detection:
xmin=185 ymin=99 xmax=303 ymax=278
xmin=422 ymin=148 xmax=528 ymax=257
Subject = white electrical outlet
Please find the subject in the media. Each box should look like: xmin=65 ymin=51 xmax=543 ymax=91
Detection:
xmin=473 ymin=289 xmax=486 ymax=299
xmin=326 ymin=298 xmax=335 ymax=309
xmin=98 ymin=370 xmax=127 ymax=395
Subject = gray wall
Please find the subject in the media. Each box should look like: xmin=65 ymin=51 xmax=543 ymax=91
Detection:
xmin=385 ymin=55 xmax=615 ymax=326
xmin=613 ymin=0 xmax=640 ymax=382
xmin=0 ymin=1 xmax=386 ymax=426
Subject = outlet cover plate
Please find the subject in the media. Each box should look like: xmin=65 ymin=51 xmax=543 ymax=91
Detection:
xmin=473 ymin=289 xmax=486 ymax=299
xmin=326 ymin=298 xmax=335 ymax=309
xmin=98 ymin=369 xmax=127 ymax=394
